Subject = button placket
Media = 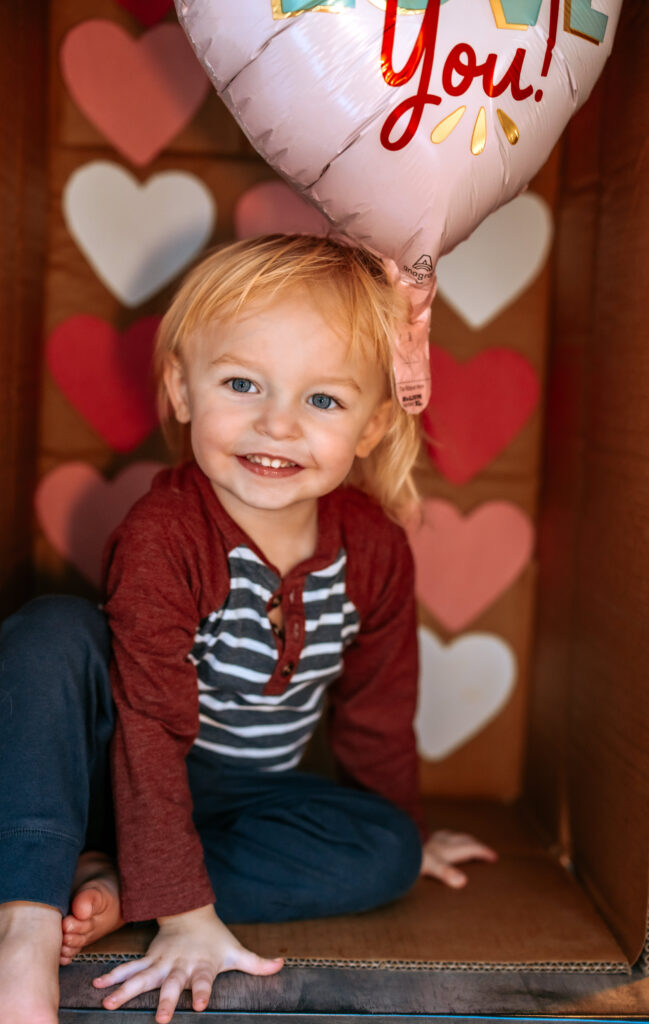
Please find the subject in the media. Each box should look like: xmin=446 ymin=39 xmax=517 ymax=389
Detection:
xmin=263 ymin=580 xmax=303 ymax=693
xmin=267 ymin=592 xmax=285 ymax=649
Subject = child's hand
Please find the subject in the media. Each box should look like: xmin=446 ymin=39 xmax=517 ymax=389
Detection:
xmin=93 ymin=904 xmax=283 ymax=1022
xmin=421 ymin=830 xmax=498 ymax=888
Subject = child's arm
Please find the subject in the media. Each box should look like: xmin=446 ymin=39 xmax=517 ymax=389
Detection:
xmin=327 ymin=512 xmax=426 ymax=834
xmin=104 ymin=502 xmax=217 ymax=921
xmin=94 ymin=905 xmax=282 ymax=1023
xmin=329 ymin=504 xmax=497 ymax=882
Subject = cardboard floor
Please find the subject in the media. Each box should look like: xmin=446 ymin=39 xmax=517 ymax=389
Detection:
xmin=83 ymin=801 xmax=630 ymax=971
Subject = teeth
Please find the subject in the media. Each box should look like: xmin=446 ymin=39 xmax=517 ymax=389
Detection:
xmin=246 ymin=454 xmax=297 ymax=468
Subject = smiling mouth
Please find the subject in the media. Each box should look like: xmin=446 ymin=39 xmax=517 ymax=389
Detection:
xmin=244 ymin=454 xmax=299 ymax=469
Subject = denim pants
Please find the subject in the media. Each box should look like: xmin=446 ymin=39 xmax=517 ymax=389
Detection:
xmin=0 ymin=596 xmax=422 ymax=923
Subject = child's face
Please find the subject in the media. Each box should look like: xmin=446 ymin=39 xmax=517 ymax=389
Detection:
xmin=165 ymin=291 xmax=392 ymax=520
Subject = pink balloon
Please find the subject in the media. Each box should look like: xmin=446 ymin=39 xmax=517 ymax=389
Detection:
xmin=177 ymin=0 xmax=622 ymax=278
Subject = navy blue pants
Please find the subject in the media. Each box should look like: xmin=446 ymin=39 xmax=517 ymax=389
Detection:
xmin=0 ymin=596 xmax=422 ymax=924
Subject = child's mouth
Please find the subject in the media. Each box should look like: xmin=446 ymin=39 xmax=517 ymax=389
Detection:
xmin=238 ymin=454 xmax=303 ymax=477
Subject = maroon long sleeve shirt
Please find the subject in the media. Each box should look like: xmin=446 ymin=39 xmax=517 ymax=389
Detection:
xmin=103 ymin=461 xmax=424 ymax=922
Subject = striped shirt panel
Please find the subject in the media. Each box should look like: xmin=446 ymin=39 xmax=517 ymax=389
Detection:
xmin=189 ymin=545 xmax=360 ymax=771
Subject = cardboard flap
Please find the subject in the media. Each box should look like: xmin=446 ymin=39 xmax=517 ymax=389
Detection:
xmin=550 ymin=0 xmax=649 ymax=966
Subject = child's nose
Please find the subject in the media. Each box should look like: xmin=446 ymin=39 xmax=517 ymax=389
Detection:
xmin=254 ymin=400 xmax=302 ymax=440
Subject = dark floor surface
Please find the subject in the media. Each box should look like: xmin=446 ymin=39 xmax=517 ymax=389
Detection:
xmin=59 ymin=961 xmax=649 ymax=1021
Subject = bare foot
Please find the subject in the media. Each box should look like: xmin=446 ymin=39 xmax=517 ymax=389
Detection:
xmin=0 ymin=901 xmax=61 ymax=1024
xmin=60 ymin=851 xmax=124 ymax=965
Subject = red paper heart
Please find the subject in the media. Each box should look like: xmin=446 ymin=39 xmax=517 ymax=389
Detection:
xmin=60 ymin=21 xmax=209 ymax=166
xmin=114 ymin=0 xmax=173 ymax=27
xmin=406 ymin=500 xmax=534 ymax=633
xmin=422 ymin=346 xmax=540 ymax=485
xmin=35 ymin=461 xmax=165 ymax=587
xmin=46 ymin=315 xmax=161 ymax=453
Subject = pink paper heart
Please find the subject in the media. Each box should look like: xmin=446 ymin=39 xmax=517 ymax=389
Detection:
xmin=423 ymin=346 xmax=540 ymax=485
xmin=114 ymin=0 xmax=173 ymax=27
xmin=406 ymin=500 xmax=534 ymax=633
xmin=234 ymin=181 xmax=329 ymax=239
xmin=60 ymin=21 xmax=209 ymax=166
xmin=46 ymin=315 xmax=160 ymax=453
xmin=35 ymin=461 xmax=165 ymax=588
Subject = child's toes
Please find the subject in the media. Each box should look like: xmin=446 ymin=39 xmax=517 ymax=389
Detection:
xmin=62 ymin=915 xmax=91 ymax=945
xmin=60 ymin=941 xmax=81 ymax=963
xmin=71 ymin=886 xmax=105 ymax=923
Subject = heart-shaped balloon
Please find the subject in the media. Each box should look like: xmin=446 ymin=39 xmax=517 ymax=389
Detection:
xmin=176 ymin=0 xmax=622 ymax=277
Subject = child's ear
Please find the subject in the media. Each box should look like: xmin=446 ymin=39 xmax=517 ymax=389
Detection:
xmin=164 ymin=356 xmax=191 ymax=424
xmin=355 ymin=399 xmax=394 ymax=459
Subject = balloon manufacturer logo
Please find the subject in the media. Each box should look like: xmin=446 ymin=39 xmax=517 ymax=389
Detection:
xmin=273 ymin=0 xmax=609 ymax=155
xmin=404 ymin=252 xmax=435 ymax=282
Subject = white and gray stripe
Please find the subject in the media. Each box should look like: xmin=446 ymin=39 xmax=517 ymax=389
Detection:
xmin=189 ymin=545 xmax=360 ymax=771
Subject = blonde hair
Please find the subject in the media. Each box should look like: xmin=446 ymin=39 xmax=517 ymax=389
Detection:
xmin=155 ymin=234 xmax=422 ymax=520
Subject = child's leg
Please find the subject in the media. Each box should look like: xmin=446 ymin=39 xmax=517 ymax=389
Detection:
xmin=187 ymin=755 xmax=423 ymax=924
xmin=0 ymin=595 xmax=119 ymax=1023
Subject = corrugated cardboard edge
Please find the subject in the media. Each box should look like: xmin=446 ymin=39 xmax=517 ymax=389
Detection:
xmin=73 ymin=953 xmax=630 ymax=973
xmin=639 ymin=916 xmax=649 ymax=974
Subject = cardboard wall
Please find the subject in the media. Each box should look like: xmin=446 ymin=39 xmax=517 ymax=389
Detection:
xmin=27 ymin=0 xmax=565 ymax=803
xmin=527 ymin=0 xmax=649 ymax=965
xmin=0 ymin=1 xmax=49 ymax=619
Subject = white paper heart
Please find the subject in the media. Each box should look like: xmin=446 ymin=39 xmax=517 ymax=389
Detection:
xmin=63 ymin=161 xmax=216 ymax=307
xmin=415 ymin=626 xmax=516 ymax=762
xmin=436 ymin=192 xmax=553 ymax=330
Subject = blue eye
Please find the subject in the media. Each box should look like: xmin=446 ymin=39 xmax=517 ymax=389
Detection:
xmin=309 ymin=393 xmax=338 ymax=410
xmin=229 ymin=378 xmax=255 ymax=393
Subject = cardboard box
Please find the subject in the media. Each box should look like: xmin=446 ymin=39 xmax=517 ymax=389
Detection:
xmin=1 ymin=0 xmax=647 ymax=987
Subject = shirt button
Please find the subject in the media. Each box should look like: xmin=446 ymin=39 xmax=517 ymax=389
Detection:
xmin=293 ymin=622 xmax=300 ymax=639
xmin=289 ymin=590 xmax=295 ymax=603
xmin=281 ymin=662 xmax=294 ymax=677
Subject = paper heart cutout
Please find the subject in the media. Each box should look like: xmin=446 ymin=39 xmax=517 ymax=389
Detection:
xmin=415 ymin=626 xmax=516 ymax=762
xmin=406 ymin=500 xmax=534 ymax=633
xmin=436 ymin=193 xmax=554 ymax=329
xmin=46 ymin=316 xmax=160 ymax=453
xmin=35 ymin=461 xmax=165 ymax=587
xmin=235 ymin=181 xmax=329 ymax=239
xmin=60 ymin=21 xmax=209 ymax=166
xmin=63 ymin=162 xmax=215 ymax=307
xmin=114 ymin=0 xmax=173 ymax=27
xmin=422 ymin=346 xmax=540 ymax=485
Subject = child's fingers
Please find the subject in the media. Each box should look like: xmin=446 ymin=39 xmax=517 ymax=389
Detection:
xmin=428 ymin=831 xmax=499 ymax=863
xmin=422 ymin=853 xmax=468 ymax=888
xmin=155 ymin=968 xmax=188 ymax=1024
xmin=191 ymin=967 xmax=218 ymax=1013
xmin=438 ymin=864 xmax=468 ymax=888
xmin=442 ymin=840 xmax=498 ymax=864
xmin=101 ymin=963 xmax=167 ymax=1011
xmin=93 ymin=955 xmax=154 ymax=988
xmin=228 ymin=947 xmax=284 ymax=976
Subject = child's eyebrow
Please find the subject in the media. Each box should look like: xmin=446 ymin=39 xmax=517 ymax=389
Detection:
xmin=317 ymin=376 xmax=362 ymax=394
xmin=210 ymin=354 xmax=256 ymax=369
